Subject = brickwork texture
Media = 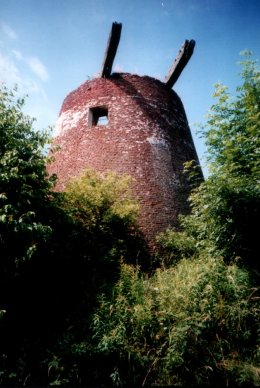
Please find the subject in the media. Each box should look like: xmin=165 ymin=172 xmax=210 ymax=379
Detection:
xmin=48 ymin=73 xmax=201 ymax=247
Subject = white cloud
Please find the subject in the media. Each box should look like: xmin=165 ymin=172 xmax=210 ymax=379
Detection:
xmin=11 ymin=50 xmax=49 ymax=82
xmin=1 ymin=21 xmax=49 ymax=82
xmin=27 ymin=56 xmax=49 ymax=82
xmin=0 ymin=52 xmax=21 ymax=85
xmin=0 ymin=51 xmax=48 ymax=98
xmin=1 ymin=22 xmax=17 ymax=40
xmin=12 ymin=49 xmax=23 ymax=60
xmin=0 ymin=25 xmax=53 ymax=130
xmin=0 ymin=51 xmax=56 ymax=130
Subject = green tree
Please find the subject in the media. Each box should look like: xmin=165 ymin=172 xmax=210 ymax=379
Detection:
xmin=190 ymin=52 xmax=259 ymax=268
xmin=0 ymin=85 xmax=59 ymax=384
xmin=159 ymin=52 xmax=260 ymax=269
xmin=0 ymin=85 xmax=55 ymax=267
xmin=0 ymin=88 xmax=144 ymax=385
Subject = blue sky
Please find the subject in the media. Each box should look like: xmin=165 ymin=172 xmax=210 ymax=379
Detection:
xmin=1 ymin=0 xmax=260 ymax=172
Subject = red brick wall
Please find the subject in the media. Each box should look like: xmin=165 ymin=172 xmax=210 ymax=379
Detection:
xmin=48 ymin=73 xmax=201 ymax=247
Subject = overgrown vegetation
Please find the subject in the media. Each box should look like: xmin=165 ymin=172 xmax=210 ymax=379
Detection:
xmin=0 ymin=52 xmax=259 ymax=386
xmin=90 ymin=52 xmax=260 ymax=386
xmin=181 ymin=51 xmax=259 ymax=269
xmin=92 ymin=258 xmax=259 ymax=386
xmin=0 ymin=86 xmax=145 ymax=384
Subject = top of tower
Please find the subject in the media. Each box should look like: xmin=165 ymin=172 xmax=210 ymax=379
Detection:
xmin=99 ymin=22 xmax=195 ymax=88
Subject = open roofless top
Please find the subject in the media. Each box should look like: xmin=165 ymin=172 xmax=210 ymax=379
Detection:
xmin=100 ymin=22 xmax=195 ymax=87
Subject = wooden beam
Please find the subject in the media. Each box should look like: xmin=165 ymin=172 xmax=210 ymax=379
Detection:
xmin=100 ymin=22 xmax=122 ymax=78
xmin=164 ymin=39 xmax=195 ymax=88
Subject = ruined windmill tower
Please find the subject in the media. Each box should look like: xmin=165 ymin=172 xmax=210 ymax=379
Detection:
xmin=49 ymin=23 xmax=202 ymax=248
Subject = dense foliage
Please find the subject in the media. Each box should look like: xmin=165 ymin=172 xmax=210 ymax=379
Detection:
xmin=0 ymin=52 xmax=259 ymax=386
xmin=181 ymin=52 xmax=259 ymax=269
xmin=0 ymin=86 xmax=144 ymax=384
xmin=90 ymin=53 xmax=260 ymax=386
xmin=92 ymin=259 xmax=259 ymax=386
xmin=0 ymin=86 xmax=54 ymax=266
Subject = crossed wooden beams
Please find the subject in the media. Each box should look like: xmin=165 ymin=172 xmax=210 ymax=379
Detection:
xmin=100 ymin=22 xmax=195 ymax=88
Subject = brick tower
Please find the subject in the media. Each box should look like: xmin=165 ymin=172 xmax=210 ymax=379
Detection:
xmin=48 ymin=23 xmax=202 ymax=247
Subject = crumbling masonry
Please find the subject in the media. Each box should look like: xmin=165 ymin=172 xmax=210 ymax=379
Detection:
xmin=48 ymin=23 xmax=202 ymax=248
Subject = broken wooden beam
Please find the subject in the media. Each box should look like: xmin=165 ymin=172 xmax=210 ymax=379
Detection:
xmin=100 ymin=22 xmax=122 ymax=78
xmin=164 ymin=39 xmax=195 ymax=88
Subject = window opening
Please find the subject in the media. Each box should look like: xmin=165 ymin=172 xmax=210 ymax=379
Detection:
xmin=89 ymin=106 xmax=108 ymax=126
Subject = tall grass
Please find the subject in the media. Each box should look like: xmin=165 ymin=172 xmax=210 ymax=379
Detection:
xmin=92 ymin=257 xmax=259 ymax=386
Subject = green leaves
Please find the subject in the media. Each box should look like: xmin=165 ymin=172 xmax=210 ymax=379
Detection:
xmin=202 ymin=53 xmax=260 ymax=180
xmin=91 ymin=52 xmax=260 ymax=386
xmin=64 ymin=168 xmax=139 ymax=229
xmin=0 ymin=53 xmax=259 ymax=386
xmin=0 ymin=85 xmax=55 ymax=266
xmin=181 ymin=53 xmax=260 ymax=267
xmin=92 ymin=258 xmax=259 ymax=386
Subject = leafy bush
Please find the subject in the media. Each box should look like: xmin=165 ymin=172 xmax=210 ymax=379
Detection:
xmin=0 ymin=85 xmax=55 ymax=266
xmin=0 ymin=86 xmax=145 ymax=385
xmin=184 ymin=53 xmax=259 ymax=268
xmin=92 ymin=258 xmax=259 ymax=386
xmin=65 ymin=169 xmax=139 ymax=225
xmin=62 ymin=168 xmax=142 ymax=265
xmin=1 ymin=52 xmax=259 ymax=386
xmin=156 ymin=226 xmax=197 ymax=267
